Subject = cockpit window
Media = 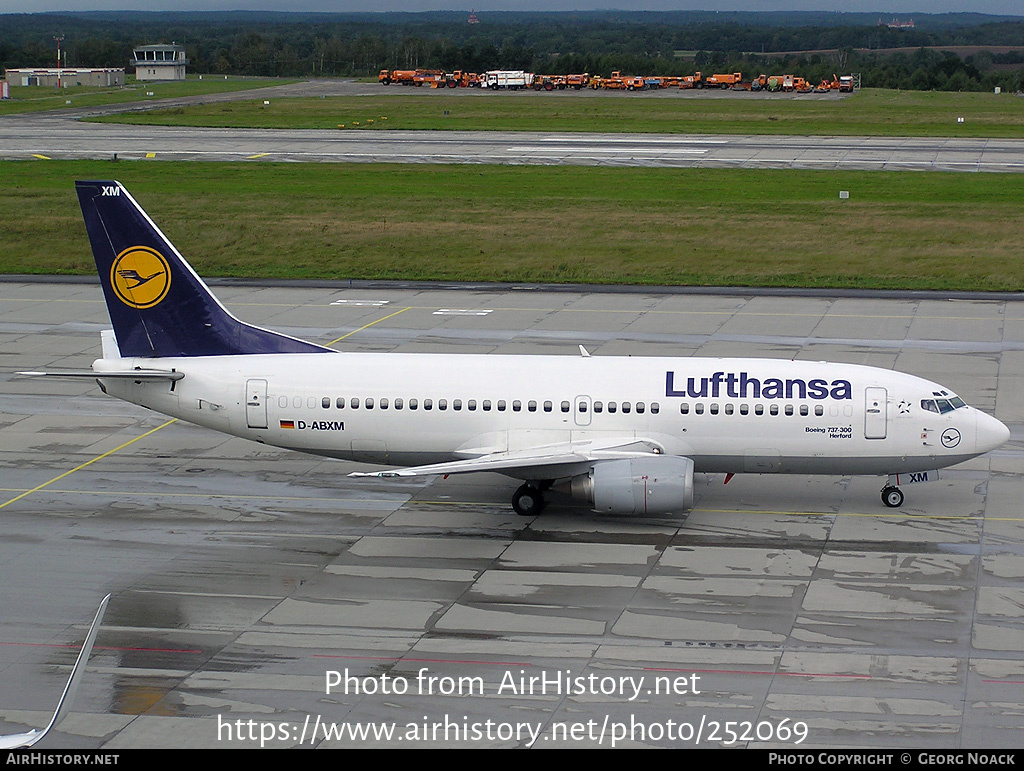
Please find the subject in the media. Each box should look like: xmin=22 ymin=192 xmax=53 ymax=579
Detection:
xmin=922 ymin=397 xmax=966 ymax=414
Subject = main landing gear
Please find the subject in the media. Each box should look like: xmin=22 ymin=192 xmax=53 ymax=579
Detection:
xmin=881 ymin=485 xmax=905 ymax=508
xmin=511 ymin=482 xmax=552 ymax=516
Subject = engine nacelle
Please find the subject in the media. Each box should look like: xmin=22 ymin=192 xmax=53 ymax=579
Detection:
xmin=567 ymin=456 xmax=694 ymax=514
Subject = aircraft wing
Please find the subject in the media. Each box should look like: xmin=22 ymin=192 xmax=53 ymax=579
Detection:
xmin=349 ymin=438 xmax=664 ymax=479
xmin=0 ymin=594 xmax=110 ymax=749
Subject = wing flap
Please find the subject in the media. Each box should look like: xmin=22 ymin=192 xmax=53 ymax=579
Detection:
xmin=349 ymin=438 xmax=664 ymax=479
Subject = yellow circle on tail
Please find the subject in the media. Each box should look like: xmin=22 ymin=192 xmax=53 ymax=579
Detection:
xmin=110 ymin=246 xmax=171 ymax=309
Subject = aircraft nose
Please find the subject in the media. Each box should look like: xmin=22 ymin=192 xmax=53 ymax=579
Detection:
xmin=976 ymin=410 xmax=1010 ymax=453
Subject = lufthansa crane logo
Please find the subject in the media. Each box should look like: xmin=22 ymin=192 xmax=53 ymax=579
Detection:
xmin=110 ymin=246 xmax=171 ymax=309
xmin=941 ymin=428 xmax=961 ymax=448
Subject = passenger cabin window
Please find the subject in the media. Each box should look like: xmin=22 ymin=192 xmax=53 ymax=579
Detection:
xmin=561 ymin=401 xmax=570 ymax=413
xmin=336 ymin=397 xmax=345 ymax=409
xmin=438 ymin=399 xmax=447 ymax=411
xmin=380 ymin=398 xmax=389 ymax=410
xmin=453 ymin=399 xmax=462 ymax=411
xmin=409 ymin=398 xmax=418 ymax=410
xmin=322 ymin=397 xmax=330 ymax=409
xmin=365 ymin=398 xmax=374 ymax=409
xmin=424 ymin=399 xmax=433 ymax=410
xmin=607 ymin=402 xmax=617 ymax=413
xmin=543 ymin=401 xmax=552 ymax=412
xmin=636 ymin=402 xmax=645 ymax=414
xmin=350 ymin=397 xmax=359 ymax=409
xmin=650 ymin=403 xmax=659 ymax=414
xmin=395 ymin=398 xmax=404 ymax=410
xmin=528 ymin=401 xmax=537 ymax=412
xmin=593 ymin=401 xmax=603 ymax=413
xmin=680 ymin=403 xmax=689 ymax=415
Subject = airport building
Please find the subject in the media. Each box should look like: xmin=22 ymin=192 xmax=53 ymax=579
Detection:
xmin=3 ymin=68 xmax=125 ymax=87
xmin=131 ymin=44 xmax=188 ymax=81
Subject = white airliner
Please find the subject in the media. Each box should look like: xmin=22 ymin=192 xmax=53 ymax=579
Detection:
xmin=22 ymin=181 xmax=1010 ymax=516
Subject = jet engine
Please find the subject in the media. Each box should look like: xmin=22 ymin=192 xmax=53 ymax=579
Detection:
xmin=565 ymin=456 xmax=694 ymax=514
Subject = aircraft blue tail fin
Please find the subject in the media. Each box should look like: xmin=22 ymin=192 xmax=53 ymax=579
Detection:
xmin=76 ymin=180 xmax=331 ymax=358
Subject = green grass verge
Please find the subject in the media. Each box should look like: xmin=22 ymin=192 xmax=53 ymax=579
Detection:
xmin=90 ymin=88 xmax=1024 ymax=138
xmin=0 ymin=77 xmax=294 ymax=116
xmin=3 ymin=160 xmax=1023 ymax=291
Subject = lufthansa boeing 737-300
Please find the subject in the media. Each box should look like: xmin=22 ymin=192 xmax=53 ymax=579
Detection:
xmin=21 ymin=181 xmax=1010 ymax=516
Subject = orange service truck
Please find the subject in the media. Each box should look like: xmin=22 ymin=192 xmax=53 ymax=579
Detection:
xmin=704 ymin=72 xmax=742 ymax=88
xmin=379 ymin=70 xmax=418 ymax=85
xmin=445 ymin=70 xmax=480 ymax=87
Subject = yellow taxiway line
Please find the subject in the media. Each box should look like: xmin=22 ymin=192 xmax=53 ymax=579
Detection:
xmin=0 ymin=418 xmax=178 ymax=511
xmin=328 ymin=306 xmax=411 ymax=346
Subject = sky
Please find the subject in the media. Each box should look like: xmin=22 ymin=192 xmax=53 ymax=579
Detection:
xmin=1 ymin=1 xmax=1021 ymax=15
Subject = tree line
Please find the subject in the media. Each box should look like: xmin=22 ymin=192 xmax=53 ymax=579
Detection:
xmin=2 ymin=11 xmax=1023 ymax=92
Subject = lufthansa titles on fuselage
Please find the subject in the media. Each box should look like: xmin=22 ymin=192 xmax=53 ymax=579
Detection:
xmin=665 ymin=371 xmax=853 ymax=401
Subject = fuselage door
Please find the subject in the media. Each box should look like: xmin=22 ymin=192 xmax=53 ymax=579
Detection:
xmin=246 ymin=378 xmax=268 ymax=429
xmin=574 ymin=395 xmax=592 ymax=426
xmin=865 ymin=386 xmax=887 ymax=439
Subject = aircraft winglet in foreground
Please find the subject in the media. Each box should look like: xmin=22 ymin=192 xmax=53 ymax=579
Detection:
xmin=0 ymin=595 xmax=110 ymax=749
xmin=22 ymin=181 xmax=1010 ymax=515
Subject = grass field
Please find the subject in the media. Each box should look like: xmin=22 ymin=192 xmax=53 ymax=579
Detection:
xmin=3 ymin=160 xmax=1023 ymax=291
xmin=90 ymin=88 xmax=1024 ymax=138
xmin=0 ymin=77 xmax=291 ymax=116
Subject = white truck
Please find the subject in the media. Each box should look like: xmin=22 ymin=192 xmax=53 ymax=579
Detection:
xmin=482 ymin=70 xmax=534 ymax=90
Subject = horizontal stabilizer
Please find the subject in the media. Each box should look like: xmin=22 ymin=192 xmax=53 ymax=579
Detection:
xmin=17 ymin=369 xmax=184 ymax=381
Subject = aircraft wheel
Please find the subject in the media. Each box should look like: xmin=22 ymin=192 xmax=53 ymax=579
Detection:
xmin=512 ymin=485 xmax=544 ymax=517
xmin=881 ymin=486 xmax=904 ymax=508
